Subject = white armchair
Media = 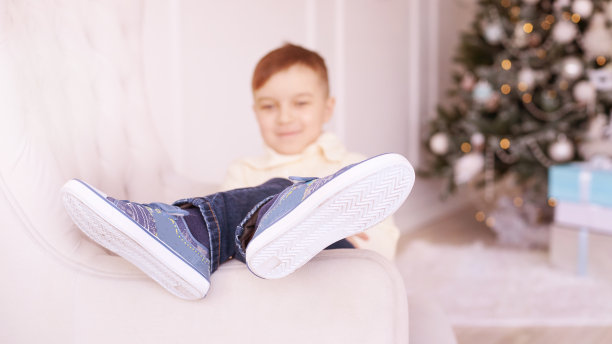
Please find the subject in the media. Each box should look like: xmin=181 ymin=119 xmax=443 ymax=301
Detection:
xmin=0 ymin=3 xmax=455 ymax=341
xmin=0 ymin=68 xmax=460 ymax=344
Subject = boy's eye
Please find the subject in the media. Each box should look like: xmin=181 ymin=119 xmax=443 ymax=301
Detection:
xmin=295 ymin=101 xmax=309 ymax=107
xmin=260 ymin=104 xmax=275 ymax=110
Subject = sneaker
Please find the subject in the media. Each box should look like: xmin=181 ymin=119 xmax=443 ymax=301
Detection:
xmin=246 ymin=153 xmax=415 ymax=279
xmin=61 ymin=179 xmax=211 ymax=300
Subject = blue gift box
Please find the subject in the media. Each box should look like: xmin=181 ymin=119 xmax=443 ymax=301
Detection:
xmin=548 ymin=163 xmax=612 ymax=208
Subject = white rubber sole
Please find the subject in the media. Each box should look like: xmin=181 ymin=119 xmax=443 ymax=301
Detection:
xmin=246 ymin=153 xmax=415 ymax=279
xmin=61 ymin=180 xmax=209 ymax=300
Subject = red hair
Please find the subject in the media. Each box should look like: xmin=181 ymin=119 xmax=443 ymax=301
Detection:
xmin=252 ymin=43 xmax=329 ymax=94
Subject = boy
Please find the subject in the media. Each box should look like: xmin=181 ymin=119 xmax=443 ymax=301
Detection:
xmin=222 ymin=43 xmax=400 ymax=260
xmin=62 ymin=154 xmax=414 ymax=300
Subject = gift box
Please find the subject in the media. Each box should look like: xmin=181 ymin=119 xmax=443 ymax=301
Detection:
xmin=548 ymin=163 xmax=612 ymax=207
xmin=554 ymin=201 xmax=612 ymax=234
xmin=549 ymin=224 xmax=612 ymax=282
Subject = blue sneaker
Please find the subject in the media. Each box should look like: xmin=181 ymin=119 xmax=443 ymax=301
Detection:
xmin=246 ymin=153 xmax=415 ymax=279
xmin=61 ymin=179 xmax=211 ymax=300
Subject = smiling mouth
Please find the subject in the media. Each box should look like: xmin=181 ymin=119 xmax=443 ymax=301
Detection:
xmin=277 ymin=131 xmax=301 ymax=137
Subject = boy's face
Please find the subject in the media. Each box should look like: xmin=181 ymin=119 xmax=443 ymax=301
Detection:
xmin=253 ymin=64 xmax=334 ymax=155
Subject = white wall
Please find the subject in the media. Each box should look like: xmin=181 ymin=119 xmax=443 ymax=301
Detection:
xmin=143 ymin=0 xmax=430 ymax=184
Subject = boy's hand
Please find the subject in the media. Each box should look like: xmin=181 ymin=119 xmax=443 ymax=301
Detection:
xmin=346 ymin=232 xmax=369 ymax=248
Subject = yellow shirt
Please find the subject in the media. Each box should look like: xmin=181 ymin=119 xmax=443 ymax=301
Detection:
xmin=221 ymin=132 xmax=400 ymax=260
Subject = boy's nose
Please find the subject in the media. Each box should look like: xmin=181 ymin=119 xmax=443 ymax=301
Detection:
xmin=277 ymin=107 xmax=294 ymax=124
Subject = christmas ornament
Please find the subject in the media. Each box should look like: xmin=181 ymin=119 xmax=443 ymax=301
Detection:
xmin=548 ymin=135 xmax=574 ymax=162
xmin=572 ymin=80 xmax=597 ymax=104
xmin=482 ymin=21 xmax=504 ymax=44
xmin=582 ymin=14 xmax=612 ymax=59
xmin=461 ymin=73 xmax=477 ymax=91
xmin=518 ymin=68 xmax=537 ymax=89
xmin=580 ymin=114 xmax=612 ymax=159
xmin=454 ymin=152 xmax=485 ymax=185
xmin=572 ymin=0 xmax=594 ymax=18
xmin=552 ymin=21 xmax=577 ymax=44
xmin=588 ymin=67 xmax=612 ymax=91
xmin=560 ymin=56 xmax=584 ymax=80
xmin=429 ymin=132 xmax=450 ymax=155
xmin=585 ymin=113 xmax=609 ymax=140
xmin=471 ymin=132 xmax=486 ymax=150
xmin=554 ymin=0 xmax=572 ymax=12
xmin=513 ymin=22 xmax=529 ymax=48
xmin=472 ymin=81 xmax=494 ymax=104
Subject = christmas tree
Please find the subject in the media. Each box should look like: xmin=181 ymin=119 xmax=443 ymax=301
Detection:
xmin=423 ymin=0 xmax=612 ymax=245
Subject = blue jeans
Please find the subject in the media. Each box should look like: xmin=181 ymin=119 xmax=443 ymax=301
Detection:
xmin=174 ymin=178 xmax=353 ymax=273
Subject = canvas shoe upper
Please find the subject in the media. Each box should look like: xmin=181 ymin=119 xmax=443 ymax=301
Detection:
xmin=61 ymin=179 xmax=211 ymax=300
xmin=246 ymin=153 xmax=415 ymax=279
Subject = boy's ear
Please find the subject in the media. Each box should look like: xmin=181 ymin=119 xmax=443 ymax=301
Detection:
xmin=324 ymin=96 xmax=336 ymax=123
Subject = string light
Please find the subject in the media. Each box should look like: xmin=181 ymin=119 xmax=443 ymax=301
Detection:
xmin=501 ymin=84 xmax=512 ymax=94
xmin=511 ymin=6 xmax=521 ymax=18
xmin=501 ymin=59 xmax=512 ymax=70
xmin=548 ymin=197 xmax=557 ymax=207
xmin=523 ymin=22 xmax=534 ymax=33
xmin=475 ymin=211 xmax=486 ymax=222
xmin=545 ymin=15 xmax=555 ymax=24
xmin=500 ymin=0 xmax=511 ymax=8
xmin=522 ymin=93 xmax=533 ymax=103
xmin=571 ymin=13 xmax=581 ymax=23
xmin=537 ymin=49 xmax=546 ymax=59
xmin=597 ymin=56 xmax=607 ymax=66
xmin=518 ymin=82 xmax=528 ymax=92
xmin=562 ymin=11 xmax=571 ymax=20
xmin=500 ymin=138 xmax=511 ymax=149
xmin=461 ymin=142 xmax=472 ymax=153
xmin=513 ymin=197 xmax=524 ymax=207
xmin=559 ymin=80 xmax=569 ymax=90
xmin=486 ymin=217 xmax=496 ymax=227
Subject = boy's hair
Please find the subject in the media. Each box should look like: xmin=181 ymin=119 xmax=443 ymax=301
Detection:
xmin=252 ymin=43 xmax=329 ymax=95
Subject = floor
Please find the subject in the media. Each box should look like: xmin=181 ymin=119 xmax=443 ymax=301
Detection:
xmin=398 ymin=207 xmax=612 ymax=344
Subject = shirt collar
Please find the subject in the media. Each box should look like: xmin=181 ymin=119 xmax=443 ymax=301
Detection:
xmin=244 ymin=132 xmax=347 ymax=169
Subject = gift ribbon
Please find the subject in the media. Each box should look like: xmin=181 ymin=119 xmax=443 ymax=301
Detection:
xmin=561 ymin=156 xmax=612 ymax=277
xmin=576 ymin=168 xmax=595 ymax=276
xmin=577 ymin=226 xmax=589 ymax=276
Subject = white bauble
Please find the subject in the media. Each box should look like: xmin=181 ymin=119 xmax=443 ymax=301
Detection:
xmin=430 ymin=132 xmax=450 ymax=155
xmin=454 ymin=153 xmax=485 ymax=185
xmin=554 ymin=0 xmax=571 ymax=11
xmin=572 ymin=0 xmax=594 ymax=18
xmin=473 ymin=80 xmax=494 ymax=104
xmin=582 ymin=14 xmax=612 ymax=59
xmin=548 ymin=136 xmax=575 ymax=162
xmin=518 ymin=68 xmax=537 ymax=89
xmin=513 ymin=22 xmax=528 ymax=48
xmin=483 ymin=22 xmax=504 ymax=44
xmin=561 ymin=56 xmax=584 ymax=80
xmin=585 ymin=114 xmax=609 ymax=140
xmin=573 ymin=80 xmax=597 ymax=104
xmin=552 ymin=21 xmax=578 ymax=44
xmin=471 ymin=132 xmax=485 ymax=148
